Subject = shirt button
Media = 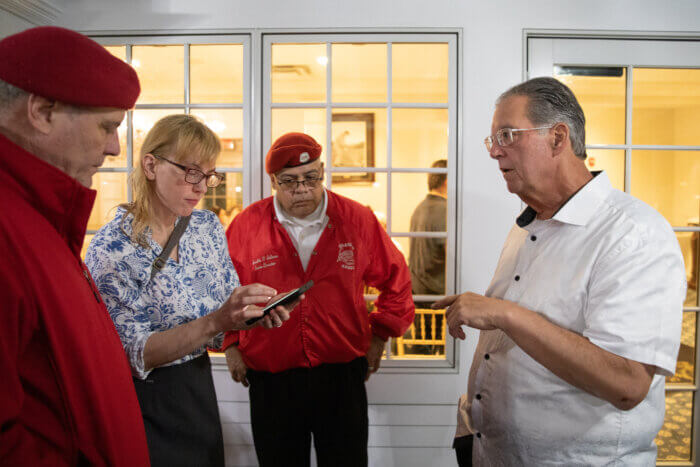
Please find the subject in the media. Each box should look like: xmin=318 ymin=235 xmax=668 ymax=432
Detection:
xmin=530 ymin=235 xmax=537 ymax=241
xmin=514 ymin=275 xmax=520 ymax=281
xmin=484 ymin=354 xmax=490 ymax=360
xmin=476 ymin=433 xmax=482 ymax=438
xmin=475 ymin=394 xmax=482 ymax=400
xmin=293 ymin=253 xmax=298 ymax=257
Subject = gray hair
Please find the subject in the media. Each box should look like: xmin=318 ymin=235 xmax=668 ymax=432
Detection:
xmin=498 ymin=77 xmax=587 ymax=160
xmin=0 ymin=79 xmax=28 ymax=111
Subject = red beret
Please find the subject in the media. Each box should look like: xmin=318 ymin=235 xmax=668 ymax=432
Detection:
xmin=265 ymin=132 xmax=322 ymax=174
xmin=0 ymin=26 xmax=140 ymax=109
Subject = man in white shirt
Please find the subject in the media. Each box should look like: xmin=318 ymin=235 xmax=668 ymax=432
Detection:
xmin=436 ymin=77 xmax=686 ymax=466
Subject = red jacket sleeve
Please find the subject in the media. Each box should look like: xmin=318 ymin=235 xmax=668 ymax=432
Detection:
xmin=361 ymin=208 xmax=415 ymax=340
xmin=0 ymin=265 xmax=68 ymax=466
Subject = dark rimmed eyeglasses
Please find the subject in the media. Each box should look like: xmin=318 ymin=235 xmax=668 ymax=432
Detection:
xmin=275 ymin=175 xmax=323 ymax=191
xmin=153 ymin=154 xmax=224 ymax=188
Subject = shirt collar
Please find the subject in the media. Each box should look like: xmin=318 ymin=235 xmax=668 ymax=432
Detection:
xmin=274 ymin=189 xmax=328 ymax=227
xmin=516 ymin=171 xmax=612 ymax=228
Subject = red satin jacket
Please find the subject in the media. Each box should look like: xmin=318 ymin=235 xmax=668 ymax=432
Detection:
xmin=0 ymin=134 xmax=150 ymax=466
xmin=223 ymin=191 xmax=414 ymax=373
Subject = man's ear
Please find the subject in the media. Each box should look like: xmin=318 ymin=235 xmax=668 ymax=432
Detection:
xmin=26 ymin=94 xmax=59 ymax=135
xmin=142 ymin=153 xmax=158 ymax=180
xmin=551 ymin=122 xmax=570 ymax=156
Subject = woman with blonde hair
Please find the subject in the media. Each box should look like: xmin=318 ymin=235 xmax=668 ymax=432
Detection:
xmin=87 ymin=114 xmax=295 ymax=466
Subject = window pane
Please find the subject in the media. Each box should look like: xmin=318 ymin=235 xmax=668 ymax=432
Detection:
xmin=271 ymin=43 xmax=326 ymax=103
xmin=101 ymin=120 xmax=128 ymax=168
xmin=656 ymin=391 xmax=693 ymax=461
xmin=331 ymin=43 xmax=386 ymax=103
xmin=88 ymin=173 xmax=128 ymax=231
xmin=585 ymin=149 xmax=625 ymax=191
xmin=678 ymin=231 xmax=699 ymax=307
xmin=104 ymin=45 xmax=125 ymax=61
xmin=191 ymin=109 xmax=243 ymax=168
xmin=555 ymin=68 xmax=626 ymax=145
xmin=630 ymin=150 xmax=700 ymax=227
xmin=633 ymin=68 xmax=700 ymax=146
xmin=392 ymin=108 xmax=448 ymax=168
xmin=81 ymin=234 xmax=94 ymax=260
xmin=331 ymin=173 xmax=387 ymax=218
xmin=332 ymin=109 xmax=387 ymax=168
xmin=271 ymin=109 xmax=326 ymax=159
xmin=392 ymin=43 xmax=448 ymax=103
xmin=391 ymin=306 xmax=446 ymax=359
xmin=668 ymin=311 xmax=696 ymax=384
xmin=132 ymin=109 xmax=186 ymax=167
xmin=132 ymin=45 xmax=184 ymax=104
xmin=392 ymin=173 xmax=449 ymax=233
xmin=190 ymin=44 xmax=243 ymax=103
xmin=198 ymin=172 xmax=243 ymax=230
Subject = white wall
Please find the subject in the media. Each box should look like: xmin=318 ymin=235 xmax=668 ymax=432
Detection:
xmin=52 ymin=1 xmax=700 ymax=465
xmin=0 ymin=8 xmax=33 ymax=38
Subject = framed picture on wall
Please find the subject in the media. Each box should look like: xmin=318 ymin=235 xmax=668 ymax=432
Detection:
xmin=331 ymin=113 xmax=375 ymax=184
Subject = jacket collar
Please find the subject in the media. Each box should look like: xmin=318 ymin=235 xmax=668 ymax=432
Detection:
xmin=0 ymin=133 xmax=96 ymax=257
xmin=516 ymin=171 xmax=612 ymax=228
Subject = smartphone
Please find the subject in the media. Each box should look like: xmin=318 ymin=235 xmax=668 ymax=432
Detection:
xmin=244 ymin=280 xmax=314 ymax=326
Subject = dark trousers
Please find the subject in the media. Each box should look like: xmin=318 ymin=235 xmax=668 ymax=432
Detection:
xmin=453 ymin=434 xmax=474 ymax=467
xmin=247 ymin=357 xmax=369 ymax=467
xmin=132 ymin=353 xmax=224 ymax=467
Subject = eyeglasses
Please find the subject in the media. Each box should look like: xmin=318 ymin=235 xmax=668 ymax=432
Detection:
xmin=484 ymin=126 xmax=553 ymax=151
xmin=275 ymin=175 xmax=323 ymax=191
xmin=153 ymin=154 xmax=224 ymax=188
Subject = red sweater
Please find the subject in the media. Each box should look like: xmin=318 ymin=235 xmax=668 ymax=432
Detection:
xmin=0 ymin=134 xmax=150 ymax=466
xmin=223 ymin=191 xmax=414 ymax=373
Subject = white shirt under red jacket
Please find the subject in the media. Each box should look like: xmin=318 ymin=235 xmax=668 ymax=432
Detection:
xmin=222 ymin=190 xmax=415 ymax=373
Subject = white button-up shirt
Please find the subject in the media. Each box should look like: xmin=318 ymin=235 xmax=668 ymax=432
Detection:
xmin=464 ymin=172 xmax=686 ymax=466
xmin=274 ymin=190 xmax=329 ymax=271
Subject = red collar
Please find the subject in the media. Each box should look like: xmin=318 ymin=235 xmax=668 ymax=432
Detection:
xmin=0 ymin=133 xmax=96 ymax=257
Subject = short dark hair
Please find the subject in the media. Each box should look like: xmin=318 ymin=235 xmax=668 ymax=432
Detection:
xmin=428 ymin=159 xmax=447 ymax=191
xmin=498 ymin=77 xmax=587 ymax=160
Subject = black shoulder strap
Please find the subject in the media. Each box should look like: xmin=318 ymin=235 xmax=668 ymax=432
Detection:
xmin=150 ymin=215 xmax=191 ymax=280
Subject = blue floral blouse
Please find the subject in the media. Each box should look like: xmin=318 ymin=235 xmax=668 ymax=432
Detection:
xmin=86 ymin=207 xmax=239 ymax=379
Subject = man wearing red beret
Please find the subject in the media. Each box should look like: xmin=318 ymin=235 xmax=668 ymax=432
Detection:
xmin=223 ymin=132 xmax=415 ymax=466
xmin=0 ymin=27 xmax=150 ymax=465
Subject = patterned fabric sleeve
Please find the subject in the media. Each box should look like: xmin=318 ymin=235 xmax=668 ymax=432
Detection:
xmin=86 ymin=237 xmax=155 ymax=379
xmin=206 ymin=211 xmax=241 ymax=350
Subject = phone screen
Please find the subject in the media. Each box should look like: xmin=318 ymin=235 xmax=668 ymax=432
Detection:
xmin=244 ymin=280 xmax=314 ymax=326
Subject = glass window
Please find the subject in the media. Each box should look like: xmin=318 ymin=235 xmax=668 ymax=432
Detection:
xmin=91 ymin=36 xmax=249 ymax=240
xmin=392 ymin=43 xmax=449 ymax=103
xmin=633 ymin=68 xmax=700 ymax=146
xmin=132 ymin=45 xmax=185 ymax=104
xmin=630 ymin=150 xmax=700 ymax=228
xmin=585 ymin=149 xmax=625 ymax=191
xmin=655 ymin=390 xmax=693 ymax=461
xmin=555 ymin=68 xmax=626 ymax=145
xmin=332 ymin=43 xmax=387 ymax=103
xmin=271 ymin=43 xmax=326 ymax=103
xmin=267 ymin=35 xmax=456 ymax=366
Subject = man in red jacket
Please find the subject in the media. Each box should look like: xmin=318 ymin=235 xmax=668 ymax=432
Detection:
xmin=0 ymin=27 xmax=150 ymax=465
xmin=224 ymin=132 xmax=414 ymax=466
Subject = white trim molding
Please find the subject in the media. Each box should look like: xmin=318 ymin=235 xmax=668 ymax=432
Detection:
xmin=0 ymin=0 xmax=62 ymax=25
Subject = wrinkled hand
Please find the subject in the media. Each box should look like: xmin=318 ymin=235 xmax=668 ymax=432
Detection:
xmin=213 ymin=283 xmax=277 ymax=332
xmin=432 ymin=292 xmax=508 ymax=340
xmin=365 ymin=335 xmax=386 ymax=381
xmin=225 ymin=345 xmax=249 ymax=387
